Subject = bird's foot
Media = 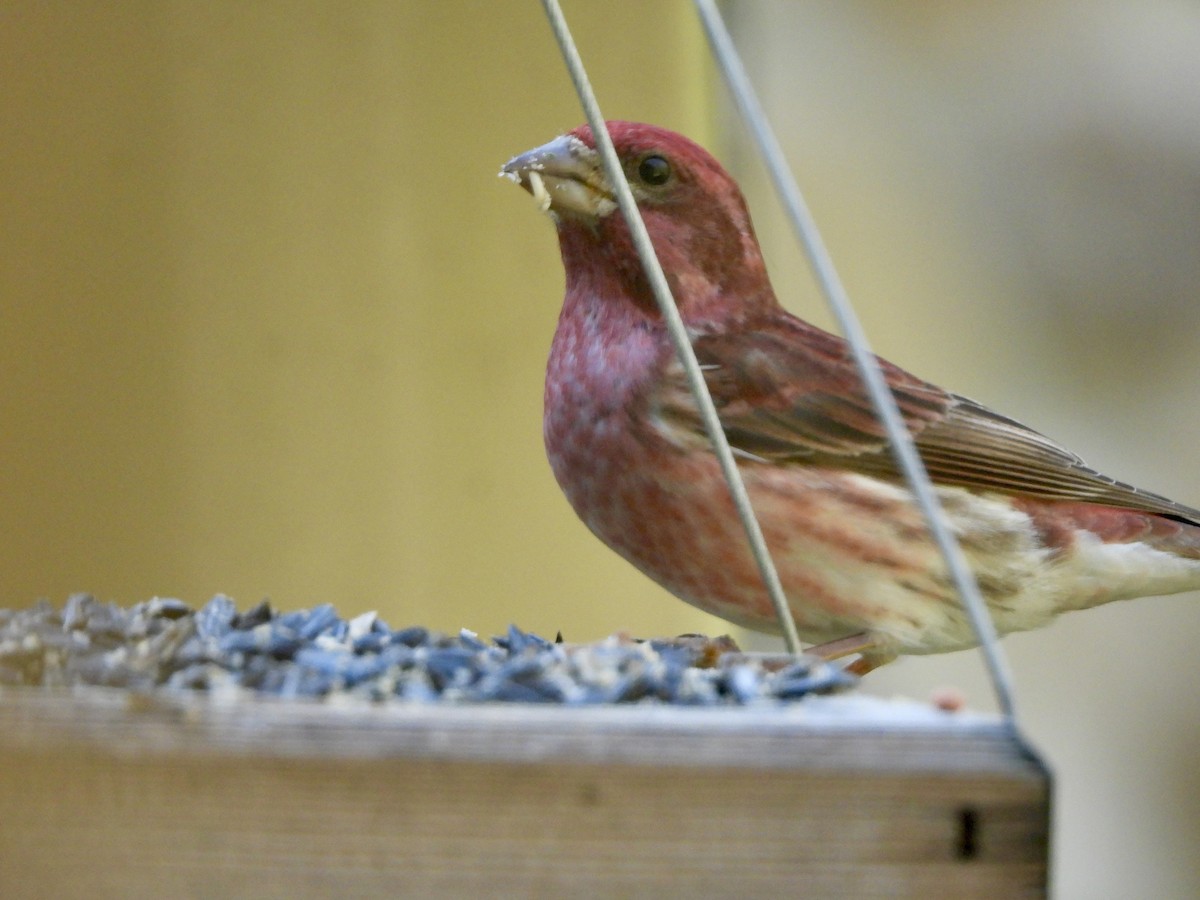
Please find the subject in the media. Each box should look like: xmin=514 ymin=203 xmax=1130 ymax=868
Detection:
xmin=805 ymin=632 xmax=896 ymax=676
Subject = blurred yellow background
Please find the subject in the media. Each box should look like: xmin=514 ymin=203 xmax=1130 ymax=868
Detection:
xmin=3 ymin=2 xmax=1199 ymax=897
xmin=1 ymin=1 xmax=725 ymax=641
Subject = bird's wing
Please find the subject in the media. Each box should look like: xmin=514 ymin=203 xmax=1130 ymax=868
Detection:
xmin=653 ymin=319 xmax=1200 ymax=524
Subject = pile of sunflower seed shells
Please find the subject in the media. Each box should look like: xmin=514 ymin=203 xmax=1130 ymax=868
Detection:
xmin=0 ymin=595 xmax=853 ymax=705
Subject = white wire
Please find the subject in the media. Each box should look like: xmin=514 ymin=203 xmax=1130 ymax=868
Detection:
xmin=694 ymin=0 xmax=1017 ymax=720
xmin=539 ymin=0 xmax=804 ymax=655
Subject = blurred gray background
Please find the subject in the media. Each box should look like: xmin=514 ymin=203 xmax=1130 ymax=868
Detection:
xmin=727 ymin=4 xmax=1200 ymax=898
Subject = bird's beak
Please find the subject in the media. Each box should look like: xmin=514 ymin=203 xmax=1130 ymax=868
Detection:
xmin=500 ymin=134 xmax=617 ymax=220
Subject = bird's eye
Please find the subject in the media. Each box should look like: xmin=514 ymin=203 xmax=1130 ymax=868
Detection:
xmin=637 ymin=155 xmax=672 ymax=186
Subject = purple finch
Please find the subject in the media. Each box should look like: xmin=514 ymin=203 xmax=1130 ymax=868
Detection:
xmin=502 ymin=121 xmax=1200 ymax=672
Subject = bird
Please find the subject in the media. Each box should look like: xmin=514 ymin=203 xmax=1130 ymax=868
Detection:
xmin=501 ymin=120 xmax=1200 ymax=673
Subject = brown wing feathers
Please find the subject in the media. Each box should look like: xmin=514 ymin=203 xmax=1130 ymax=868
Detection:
xmin=654 ymin=322 xmax=1200 ymax=526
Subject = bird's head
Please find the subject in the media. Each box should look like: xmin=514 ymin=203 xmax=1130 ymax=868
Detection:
xmin=502 ymin=121 xmax=775 ymax=324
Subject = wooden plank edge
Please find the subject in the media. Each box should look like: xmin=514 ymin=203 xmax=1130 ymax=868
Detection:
xmin=0 ymin=686 xmax=1048 ymax=780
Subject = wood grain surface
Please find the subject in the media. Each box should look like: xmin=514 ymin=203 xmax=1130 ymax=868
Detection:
xmin=0 ymin=689 xmax=1050 ymax=898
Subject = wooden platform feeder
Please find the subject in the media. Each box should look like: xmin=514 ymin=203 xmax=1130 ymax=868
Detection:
xmin=0 ymin=689 xmax=1049 ymax=897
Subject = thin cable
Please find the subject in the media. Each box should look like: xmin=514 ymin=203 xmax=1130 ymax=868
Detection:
xmin=539 ymin=0 xmax=803 ymax=655
xmin=694 ymin=0 xmax=1017 ymax=720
